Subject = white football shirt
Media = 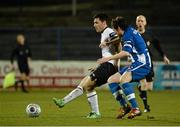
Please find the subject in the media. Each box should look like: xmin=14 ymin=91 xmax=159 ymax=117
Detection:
xmin=100 ymin=27 xmax=117 ymax=64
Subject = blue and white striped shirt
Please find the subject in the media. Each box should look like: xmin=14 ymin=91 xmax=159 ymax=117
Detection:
xmin=122 ymin=26 xmax=151 ymax=69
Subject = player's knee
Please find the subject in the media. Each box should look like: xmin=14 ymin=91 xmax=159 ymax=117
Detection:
xmin=141 ymin=84 xmax=147 ymax=91
xmin=120 ymin=76 xmax=129 ymax=84
xmin=89 ymin=73 xmax=96 ymax=82
xmin=146 ymin=82 xmax=153 ymax=91
xmin=84 ymin=84 xmax=95 ymax=92
xmin=120 ymin=78 xmax=128 ymax=84
xmin=107 ymin=77 xmax=113 ymax=83
xmin=148 ymin=87 xmax=153 ymax=91
xmin=83 ymin=81 xmax=95 ymax=92
xmin=108 ymin=75 xmax=120 ymax=83
xmin=140 ymin=83 xmax=147 ymax=91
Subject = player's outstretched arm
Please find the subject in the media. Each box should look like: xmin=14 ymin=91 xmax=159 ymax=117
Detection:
xmin=97 ymin=51 xmax=129 ymax=64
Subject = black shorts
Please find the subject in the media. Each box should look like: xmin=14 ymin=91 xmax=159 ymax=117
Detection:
xmin=18 ymin=64 xmax=30 ymax=75
xmin=145 ymin=67 xmax=154 ymax=82
xmin=90 ymin=62 xmax=117 ymax=86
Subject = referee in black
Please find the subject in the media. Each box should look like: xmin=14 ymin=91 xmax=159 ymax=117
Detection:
xmin=10 ymin=34 xmax=32 ymax=93
xmin=136 ymin=15 xmax=170 ymax=112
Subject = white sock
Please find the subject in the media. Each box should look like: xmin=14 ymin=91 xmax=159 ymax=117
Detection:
xmin=63 ymin=86 xmax=83 ymax=104
xmin=87 ymin=91 xmax=100 ymax=115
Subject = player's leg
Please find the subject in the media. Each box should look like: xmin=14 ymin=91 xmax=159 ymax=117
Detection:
xmin=146 ymin=68 xmax=154 ymax=91
xmin=85 ymin=62 xmax=118 ymax=118
xmin=17 ymin=65 xmax=29 ymax=92
xmin=120 ymin=72 xmax=139 ymax=109
xmin=126 ymin=64 xmax=151 ymax=118
xmin=24 ymin=68 xmax=30 ymax=90
xmin=85 ymin=63 xmax=113 ymax=118
xmin=14 ymin=72 xmax=23 ymax=91
xmin=19 ymin=73 xmax=28 ymax=93
xmin=53 ymin=70 xmax=101 ymax=119
xmin=78 ymin=75 xmax=101 ymax=118
xmin=143 ymin=80 xmax=153 ymax=112
xmin=139 ymin=79 xmax=150 ymax=112
xmin=120 ymin=71 xmax=141 ymax=119
xmin=147 ymin=64 xmax=155 ymax=91
xmin=14 ymin=80 xmax=19 ymax=91
xmin=86 ymin=90 xmax=100 ymax=118
xmin=138 ymin=69 xmax=154 ymax=112
xmin=138 ymin=76 xmax=148 ymax=111
xmin=53 ymin=76 xmax=92 ymax=108
xmin=147 ymin=81 xmax=153 ymax=91
xmin=108 ymin=72 xmax=131 ymax=119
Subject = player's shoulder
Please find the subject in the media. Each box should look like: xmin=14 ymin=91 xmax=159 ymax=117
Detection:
xmin=102 ymin=27 xmax=116 ymax=39
xmin=124 ymin=26 xmax=136 ymax=35
xmin=103 ymin=27 xmax=114 ymax=34
xmin=123 ymin=27 xmax=134 ymax=38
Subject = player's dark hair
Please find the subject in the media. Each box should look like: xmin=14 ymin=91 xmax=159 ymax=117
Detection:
xmin=93 ymin=13 xmax=108 ymax=22
xmin=111 ymin=16 xmax=128 ymax=30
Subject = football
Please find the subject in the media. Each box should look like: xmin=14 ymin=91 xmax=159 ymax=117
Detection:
xmin=26 ymin=104 xmax=41 ymax=117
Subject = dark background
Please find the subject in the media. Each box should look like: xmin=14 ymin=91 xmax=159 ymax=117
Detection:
xmin=0 ymin=0 xmax=179 ymax=61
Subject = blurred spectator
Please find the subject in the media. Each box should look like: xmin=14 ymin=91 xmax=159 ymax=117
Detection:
xmin=10 ymin=34 xmax=32 ymax=93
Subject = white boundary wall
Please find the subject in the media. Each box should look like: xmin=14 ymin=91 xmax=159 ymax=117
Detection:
xmin=0 ymin=61 xmax=97 ymax=88
xmin=0 ymin=61 xmax=179 ymax=90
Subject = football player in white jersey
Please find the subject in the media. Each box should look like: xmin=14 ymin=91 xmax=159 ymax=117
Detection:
xmin=53 ymin=13 xmax=124 ymax=118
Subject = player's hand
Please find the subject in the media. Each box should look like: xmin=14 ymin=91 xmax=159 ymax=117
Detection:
xmin=97 ymin=57 xmax=110 ymax=64
xmin=163 ymin=56 xmax=170 ymax=64
xmin=99 ymin=41 xmax=107 ymax=48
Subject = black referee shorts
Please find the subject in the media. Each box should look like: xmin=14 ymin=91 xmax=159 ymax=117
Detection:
xmin=145 ymin=66 xmax=154 ymax=82
xmin=90 ymin=62 xmax=117 ymax=87
xmin=18 ymin=64 xmax=30 ymax=76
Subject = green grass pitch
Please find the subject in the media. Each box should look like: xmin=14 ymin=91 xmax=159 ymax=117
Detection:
xmin=0 ymin=88 xmax=180 ymax=126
